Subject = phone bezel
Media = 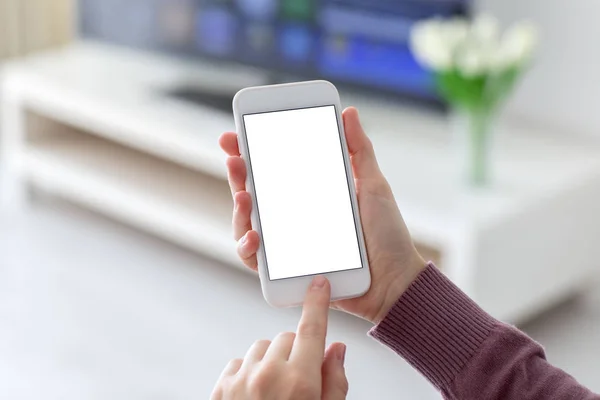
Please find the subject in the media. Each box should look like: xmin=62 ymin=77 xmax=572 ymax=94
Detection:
xmin=233 ymin=80 xmax=371 ymax=307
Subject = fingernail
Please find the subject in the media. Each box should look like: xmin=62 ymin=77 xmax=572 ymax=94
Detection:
xmin=337 ymin=344 xmax=347 ymax=364
xmin=311 ymin=276 xmax=327 ymax=289
xmin=240 ymin=234 xmax=248 ymax=247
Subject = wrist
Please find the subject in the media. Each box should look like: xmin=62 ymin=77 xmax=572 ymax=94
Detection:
xmin=371 ymin=253 xmax=427 ymax=325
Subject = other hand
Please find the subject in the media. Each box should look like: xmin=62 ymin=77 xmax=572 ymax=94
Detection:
xmin=211 ymin=276 xmax=348 ymax=400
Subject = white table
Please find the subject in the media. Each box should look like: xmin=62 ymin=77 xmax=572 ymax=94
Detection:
xmin=2 ymin=41 xmax=600 ymax=323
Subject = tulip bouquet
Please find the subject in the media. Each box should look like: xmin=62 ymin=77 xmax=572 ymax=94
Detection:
xmin=410 ymin=15 xmax=539 ymax=186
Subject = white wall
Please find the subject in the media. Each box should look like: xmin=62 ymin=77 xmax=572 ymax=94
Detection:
xmin=479 ymin=0 xmax=600 ymax=139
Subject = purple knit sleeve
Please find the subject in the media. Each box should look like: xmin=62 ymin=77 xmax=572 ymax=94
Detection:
xmin=369 ymin=263 xmax=599 ymax=400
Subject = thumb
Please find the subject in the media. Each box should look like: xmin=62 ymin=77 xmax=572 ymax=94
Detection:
xmin=321 ymin=343 xmax=349 ymax=400
xmin=342 ymin=107 xmax=382 ymax=180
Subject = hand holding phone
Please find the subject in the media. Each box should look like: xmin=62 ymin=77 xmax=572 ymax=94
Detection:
xmin=225 ymin=81 xmax=426 ymax=320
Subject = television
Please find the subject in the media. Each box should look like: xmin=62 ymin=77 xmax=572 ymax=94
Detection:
xmin=79 ymin=0 xmax=468 ymax=107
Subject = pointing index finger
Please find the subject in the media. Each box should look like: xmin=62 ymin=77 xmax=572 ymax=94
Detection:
xmin=290 ymin=276 xmax=331 ymax=369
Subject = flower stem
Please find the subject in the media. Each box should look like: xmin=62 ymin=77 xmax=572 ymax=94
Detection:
xmin=469 ymin=110 xmax=490 ymax=186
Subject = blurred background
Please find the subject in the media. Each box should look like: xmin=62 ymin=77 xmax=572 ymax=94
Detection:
xmin=1 ymin=0 xmax=600 ymax=399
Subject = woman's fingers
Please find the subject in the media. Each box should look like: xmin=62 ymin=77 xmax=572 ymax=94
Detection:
xmin=290 ymin=276 xmax=331 ymax=369
xmin=226 ymin=156 xmax=247 ymax=195
xmin=237 ymin=230 xmax=259 ymax=272
xmin=220 ymin=358 xmax=243 ymax=378
xmin=342 ymin=107 xmax=382 ymax=180
xmin=227 ymin=154 xmax=256 ymax=270
xmin=219 ymin=132 xmax=240 ymax=156
xmin=321 ymin=343 xmax=349 ymax=400
xmin=233 ymin=191 xmax=253 ymax=240
xmin=242 ymin=340 xmax=271 ymax=368
xmin=264 ymin=332 xmax=296 ymax=361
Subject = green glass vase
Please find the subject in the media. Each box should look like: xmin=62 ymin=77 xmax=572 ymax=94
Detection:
xmin=453 ymin=108 xmax=495 ymax=187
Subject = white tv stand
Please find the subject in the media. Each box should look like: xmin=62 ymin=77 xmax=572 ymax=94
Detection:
xmin=2 ymin=42 xmax=600 ymax=323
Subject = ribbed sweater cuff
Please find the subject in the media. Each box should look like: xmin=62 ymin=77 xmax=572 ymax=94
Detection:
xmin=369 ymin=263 xmax=496 ymax=390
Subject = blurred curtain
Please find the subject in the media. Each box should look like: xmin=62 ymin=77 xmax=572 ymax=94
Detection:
xmin=0 ymin=0 xmax=73 ymax=59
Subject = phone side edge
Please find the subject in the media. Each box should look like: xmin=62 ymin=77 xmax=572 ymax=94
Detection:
xmin=232 ymin=92 xmax=275 ymax=306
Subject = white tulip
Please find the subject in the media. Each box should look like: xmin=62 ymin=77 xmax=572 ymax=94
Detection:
xmin=456 ymin=45 xmax=487 ymax=77
xmin=410 ymin=20 xmax=453 ymax=71
xmin=443 ymin=18 xmax=469 ymax=49
xmin=501 ymin=21 xmax=539 ymax=66
xmin=470 ymin=14 xmax=500 ymax=45
xmin=410 ymin=15 xmax=539 ymax=76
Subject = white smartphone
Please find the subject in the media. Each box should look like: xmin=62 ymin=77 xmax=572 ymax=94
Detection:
xmin=232 ymin=80 xmax=371 ymax=307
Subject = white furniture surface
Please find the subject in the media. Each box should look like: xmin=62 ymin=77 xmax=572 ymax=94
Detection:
xmin=3 ymin=201 xmax=598 ymax=399
xmin=0 ymin=202 xmax=439 ymax=399
xmin=2 ymin=42 xmax=600 ymax=323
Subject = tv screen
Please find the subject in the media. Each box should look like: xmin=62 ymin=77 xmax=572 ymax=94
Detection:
xmin=79 ymin=0 xmax=468 ymax=101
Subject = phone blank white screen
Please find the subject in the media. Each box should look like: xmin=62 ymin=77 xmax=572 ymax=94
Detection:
xmin=243 ymin=106 xmax=363 ymax=281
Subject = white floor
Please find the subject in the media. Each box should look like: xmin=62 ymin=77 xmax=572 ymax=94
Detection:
xmin=0 ymin=199 xmax=599 ymax=399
